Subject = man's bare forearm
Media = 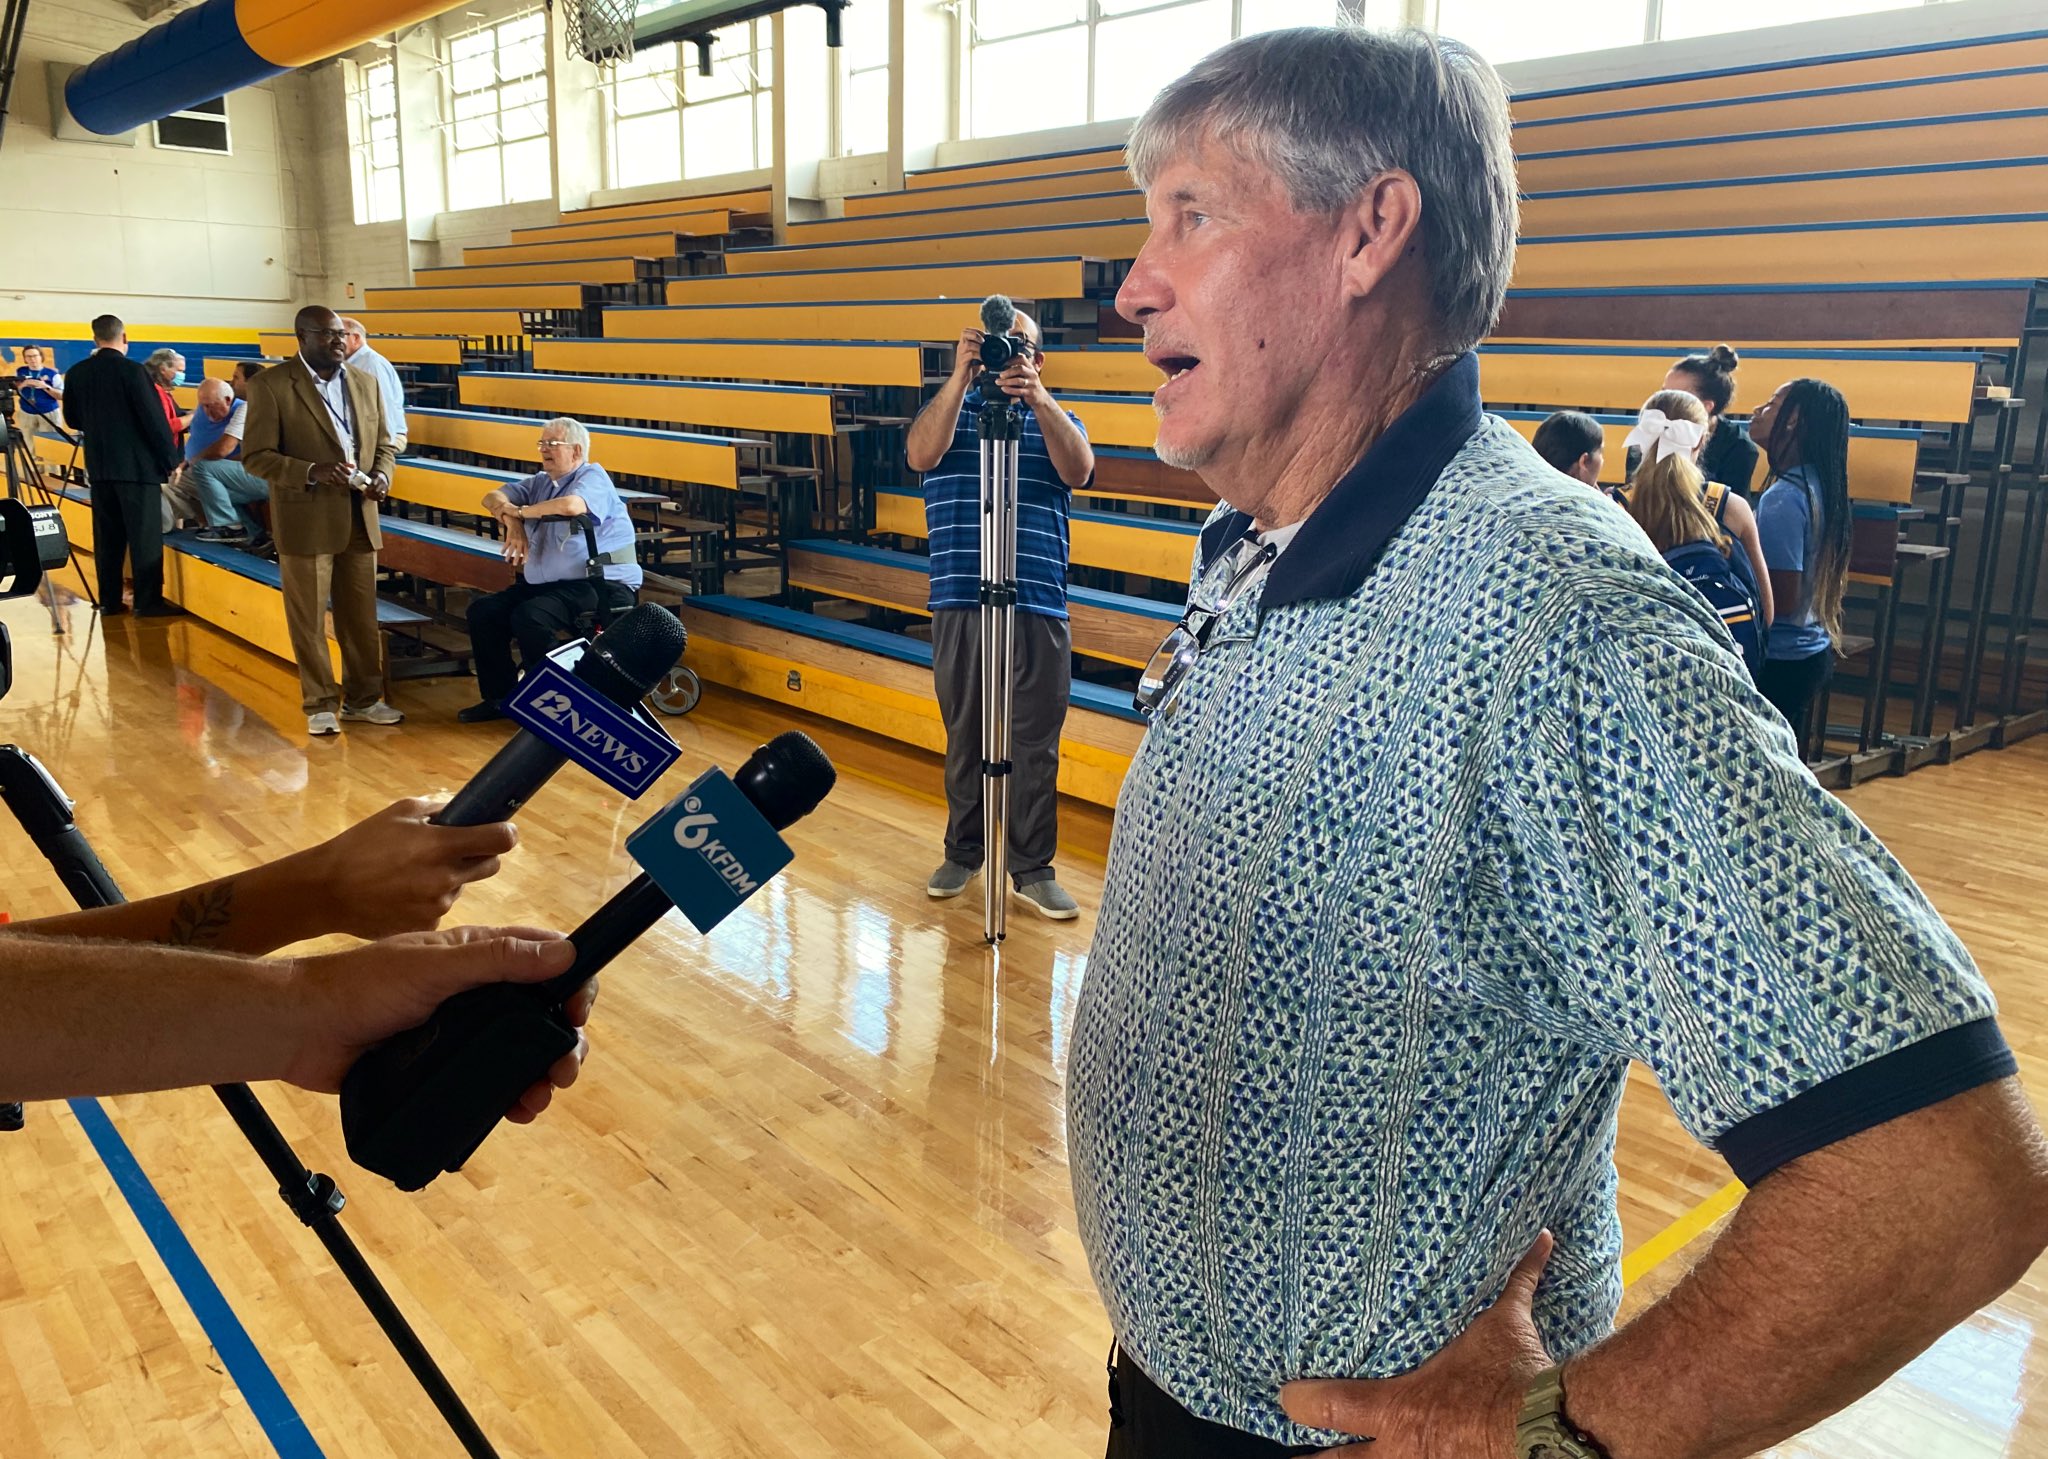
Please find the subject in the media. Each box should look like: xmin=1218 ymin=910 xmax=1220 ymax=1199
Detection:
xmin=906 ymin=370 xmax=973 ymax=471
xmin=5 ymin=846 xmax=342 ymax=955
xmin=0 ymin=934 xmax=301 ymax=1099
xmin=1033 ymin=399 xmax=1094 ymax=489
xmin=1565 ymin=1079 xmax=2048 ymax=1459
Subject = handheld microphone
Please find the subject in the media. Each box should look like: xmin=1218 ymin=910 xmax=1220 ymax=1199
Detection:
xmin=978 ymin=294 xmax=1026 ymax=371
xmin=435 ymin=603 xmax=686 ymax=826
xmin=340 ymin=731 xmax=838 ymax=1191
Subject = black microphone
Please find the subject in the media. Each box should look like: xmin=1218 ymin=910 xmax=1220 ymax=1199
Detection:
xmin=341 ymin=731 xmax=838 ymax=1191
xmin=435 ymin=603 xmax=686 ymax=827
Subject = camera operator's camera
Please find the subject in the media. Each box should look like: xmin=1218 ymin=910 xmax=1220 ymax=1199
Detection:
xmin=0 ymin=379 xmax=17 ymax=422
xmin=979 ymin=330 xmax=1030 ymax=373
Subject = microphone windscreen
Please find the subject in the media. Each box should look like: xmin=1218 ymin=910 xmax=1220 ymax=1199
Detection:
xmin=574 ymin=603 xmax=687 ymax=707
xmin=979 ymin=294 xmax=1016 ymax=337
xmin=734 ymin=731 xmax=837 ymax=831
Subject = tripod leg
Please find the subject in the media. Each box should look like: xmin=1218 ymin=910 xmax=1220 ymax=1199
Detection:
xmin=0 ymin=746 xmax=505 ymax=1457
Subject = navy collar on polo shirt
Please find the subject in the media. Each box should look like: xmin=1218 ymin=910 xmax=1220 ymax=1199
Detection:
xmin=1195 ymin=351 xmax=1484 ymax=611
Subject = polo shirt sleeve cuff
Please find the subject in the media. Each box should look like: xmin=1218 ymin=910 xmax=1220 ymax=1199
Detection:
xmin=1716 ymin=1017 xmax=2016 ymax=1185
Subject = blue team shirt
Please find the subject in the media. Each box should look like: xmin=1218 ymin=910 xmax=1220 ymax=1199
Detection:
xmin=1756 ymin=464 xmax=1831 ymax=661
xmin=920 ymin=386 xmax=1084 ymax=619
xmin=15 ymin=366 xmax=58 ymax=416
xmin=502 ymin=461 xmax=642 ymax=589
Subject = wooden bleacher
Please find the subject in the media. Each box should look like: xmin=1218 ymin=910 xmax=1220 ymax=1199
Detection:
xmin=902 ymin=145 xmax=1127 ymax=190
xmin=786 ymin=540 xmax=1176 ymax=668
xmin=678 ymin=595 xmax=1143 ymax=808
xmin=408 ymin=406 xmax=742 ymax=491
xmin=1518 ymin=63 xmax=2048 ymax=154
xmin=723 ymin=219 xmax=1148 ymax=275
xmin=531 ymin=337 xmax=925 ymax=389
xmin=843 ymin=165 xmax=1130 ymax=216
xmin=414 ymin=257 xmax=652 ymax=288
xmin=454 ymin=370 xmax=840 ymax=438
xmin=788 ymin=189 xmax=1141 ymax=245
xmin=256 ymin=333 xmax=468 ymax=366
xmin=605 ymin=299 xmax=985 ymax=342
xmin=463 ymin=230 xmax=716 ymax=267
xmin=1521 ymin=156 xmax=2048 ymax=236
xmin=561 ymin=187 xmax=772 ymax=228
xmin=510 ymin=209 xmax=733 ymax=245
xmin=663 ymin=256 xmax=1099 ymax=306
xmin=1511 ymin=30 xmax=2048 ymax=121
xmin=1517 ymin=106 xmax=2048 ymax=191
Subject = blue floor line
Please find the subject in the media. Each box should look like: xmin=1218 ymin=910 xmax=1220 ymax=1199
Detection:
xmin=68 ymin=1097 xmax=327 ymax=1459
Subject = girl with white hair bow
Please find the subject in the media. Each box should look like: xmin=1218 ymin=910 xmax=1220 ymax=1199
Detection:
xmin=1619 ymin=389 xmax=1774 ymax=644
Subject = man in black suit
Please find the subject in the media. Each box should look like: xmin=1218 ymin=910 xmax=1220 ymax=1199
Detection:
xmin=63 ymin=314 xmax=181 ymax=616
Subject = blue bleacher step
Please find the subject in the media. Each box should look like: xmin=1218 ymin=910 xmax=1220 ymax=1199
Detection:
xmin=688 ymin=594 xmax=1145 ymax=722
xmin=165 ymin=530 xmax=427 ymax=626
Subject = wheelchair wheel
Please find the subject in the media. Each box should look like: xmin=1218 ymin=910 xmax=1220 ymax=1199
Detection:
xmin=649 ymin=666 xmax=701 ymax=716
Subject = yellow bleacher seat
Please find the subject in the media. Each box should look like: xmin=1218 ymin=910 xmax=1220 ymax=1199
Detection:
xmin=531 ymin=338 xmax=925 ymax=389
xmin=362 ymin=284 xmax=589 ymax=312
xmin=604 ymin=299 xmax=982 ymax=343
xmin=1512 ymin=216 xmax=2048 ymax=291
xmin=1512 ymin=32 xmax=2048 ymax=123
xmin=257 ymin=333 xmax=466 ymax=365
xmin=510 ymin=209 xmax=731 ymax=246
xmin=790 ymin=189 xmax=1140 ymax=244
xmin=456 ymin=371 xmax=837 ymax=436
xmin=1518 ymin=110 xmax=2048 ymax=191
xmin=843 ymin=165 xmax=1131 ymax=217
xmin=905 ymin=146 xmax=1128 ymax=190
xmin=413 ymin=258 xmax=646 ymax=287
xmin=562 ymin=188 xmax=772 ymax=225
xmin=723 ymin=219 xmax=1149 ymax=274
xmin=664 ymin=256 xmax=1093 ymax=307
xmin=464 ymin=231 xmax=696 ymax=266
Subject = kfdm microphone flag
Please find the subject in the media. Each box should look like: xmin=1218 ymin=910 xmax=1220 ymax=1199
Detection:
xmin=626 ymin=768 xmax=794 ymax=933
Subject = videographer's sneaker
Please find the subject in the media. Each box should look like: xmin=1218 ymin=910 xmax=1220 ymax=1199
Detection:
xmin=1015 ymin=879 xmax=1080 ymax=921
xmin=926 ymin=861 xmax=978 ymax=898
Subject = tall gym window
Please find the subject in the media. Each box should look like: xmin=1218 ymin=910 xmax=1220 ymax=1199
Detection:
xmin=964 ymin=1 xmax=1386 ymax=141
xmin=834 ymin=3 xmax=891 ymax=158
xmin=346 ymin=59 xmax=404 ymax=226
xmin=443 ymin=9 xmax=554 ymax=212
xmin=599 ymin=19 xmax=774 ymax=188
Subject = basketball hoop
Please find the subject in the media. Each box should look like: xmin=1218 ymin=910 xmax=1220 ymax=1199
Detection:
xmin=564 ymin=0 xmax=638 ymax=65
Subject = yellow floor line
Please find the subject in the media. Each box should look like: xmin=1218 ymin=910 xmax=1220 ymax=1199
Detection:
xmin=1621 ymin=1178 xmax=1745 ymax=1288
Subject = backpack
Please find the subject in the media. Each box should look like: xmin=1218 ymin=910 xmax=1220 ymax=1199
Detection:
xmin=1664 ymin=482 xmax=1764 ymax=678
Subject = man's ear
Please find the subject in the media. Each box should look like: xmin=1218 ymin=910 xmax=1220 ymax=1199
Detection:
xmin=1339 ymin=169 xmax=1424 ymax=303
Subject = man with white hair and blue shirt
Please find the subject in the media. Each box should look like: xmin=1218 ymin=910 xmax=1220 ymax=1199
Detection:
xmin=458 ymin=416 xmax=639 ymax=723
xmin=1067 ymin=25 xmax=2048 ymax=1459
xmin=342 ymin=318 xmax=408 ymax=452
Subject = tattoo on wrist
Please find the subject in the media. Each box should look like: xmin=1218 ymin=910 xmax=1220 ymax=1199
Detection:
xmin=169 ymin=881 xmax=236 ymax=946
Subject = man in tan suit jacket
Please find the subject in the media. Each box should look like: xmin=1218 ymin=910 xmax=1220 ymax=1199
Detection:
xmin=242 ymin=304 xmax=403 ymax=736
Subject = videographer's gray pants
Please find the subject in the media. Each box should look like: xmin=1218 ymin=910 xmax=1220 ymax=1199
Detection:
xmin=932 ymin=608 xmax=1070 ymax=887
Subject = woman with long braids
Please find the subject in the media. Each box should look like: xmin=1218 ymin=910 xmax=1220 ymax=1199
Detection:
xmin=1750 ymin=378 xmax=1852 ymax=756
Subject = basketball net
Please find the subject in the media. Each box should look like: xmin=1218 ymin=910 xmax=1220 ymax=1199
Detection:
xmin=563 ymin=0 xmax=638 ymax=65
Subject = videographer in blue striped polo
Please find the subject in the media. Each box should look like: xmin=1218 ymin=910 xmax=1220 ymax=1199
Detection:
xmin=904 ymin=306 xmax=1094 ymax=921
xmin=1067 ymin=25 xmax=2047 ymax=1459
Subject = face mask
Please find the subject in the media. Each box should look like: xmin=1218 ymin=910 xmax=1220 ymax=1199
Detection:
xmin=171 ymin=370 xmax=187 ymax=386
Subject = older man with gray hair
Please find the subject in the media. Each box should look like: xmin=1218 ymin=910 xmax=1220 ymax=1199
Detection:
xmin=460 ymin=416 xmax=640 ymax=723
xmin=1066 ymin=26 xmax=2047 ymax=1459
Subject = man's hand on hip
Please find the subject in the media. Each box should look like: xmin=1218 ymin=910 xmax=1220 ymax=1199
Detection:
xmin=1280 ymin=1231 xmax=1556 ymax=1458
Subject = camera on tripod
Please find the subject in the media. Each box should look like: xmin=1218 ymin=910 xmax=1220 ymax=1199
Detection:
xmin=978 ymin=328 xmax=1032 ymax=374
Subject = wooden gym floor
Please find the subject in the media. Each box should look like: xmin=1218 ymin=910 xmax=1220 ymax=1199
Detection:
xmin=0 ymin=591 xmax=2041 ymax=1458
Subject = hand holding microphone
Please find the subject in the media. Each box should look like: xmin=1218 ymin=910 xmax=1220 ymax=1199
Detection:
xmin=341 ymin=730 xmax=837 ymax=1190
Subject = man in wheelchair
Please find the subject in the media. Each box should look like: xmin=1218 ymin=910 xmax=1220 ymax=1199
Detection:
xmin=458 ymin=415 xmax=641 ymax=724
